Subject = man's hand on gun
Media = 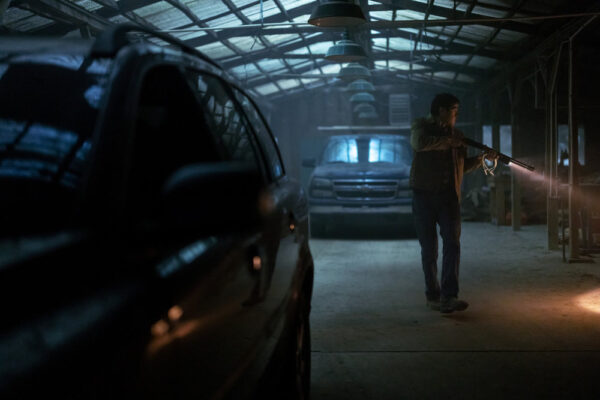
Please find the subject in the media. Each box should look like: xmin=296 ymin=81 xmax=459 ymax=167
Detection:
xmin=483 ymin=149 xmax=499 ymax=161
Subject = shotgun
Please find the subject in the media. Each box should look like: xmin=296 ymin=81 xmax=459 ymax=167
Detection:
xmin=462 ymin=137 xmax=535 ymax=171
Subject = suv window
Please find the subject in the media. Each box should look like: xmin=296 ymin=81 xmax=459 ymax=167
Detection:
xmin=0 ymin=54 xmax=112 ymax=234
xmin=233 ymin=88 xmax=283 ymax=180
xmin=129 ymin=65 xmax=221 ymax=216
xmin=193 ymin=74 xmax=260 ymax=167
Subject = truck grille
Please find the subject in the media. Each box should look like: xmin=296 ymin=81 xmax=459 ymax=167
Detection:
xmin=333 ymin=179 xmax=399 ymax=200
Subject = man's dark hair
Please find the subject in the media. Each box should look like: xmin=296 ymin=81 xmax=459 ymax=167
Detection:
xmin=430 ymin=93 xmax=460 ymax=116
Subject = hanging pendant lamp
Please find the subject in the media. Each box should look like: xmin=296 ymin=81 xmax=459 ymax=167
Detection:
xmin=325 ymin=31 xmax=367 ymax=62
xmin=353 ymin=103 xmax=376 ymax=114
xmin=349 ymin=92 xmax=375 ymax=103
xmin=358 ymin=110 xmax=378 ymax=120
xmin=339 ymin=62 xmax=371 ymax=81
xmin=308 ymin=1 xmax=367 ymax=28
xmin=347 ymin=79 xmax=375 ymax=92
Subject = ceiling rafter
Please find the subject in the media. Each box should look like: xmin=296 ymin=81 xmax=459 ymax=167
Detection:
xmin=219 ymin=0 xmax=294 ymax=94
xmin=262 ymin=48 xmax=495 ymax=59
xmin=14 ymin=0 xmax=109 ymax=31
xmin=369 ymin=0 xmax=537 ymax=35
xmin=221 ymin=25 xmax=506 ymax=71
xmin=161 ymin=0 xmax=292 ymax=95
xmin=427 ymin=0 xmax=477 ymax=85
xmin=181 ymin=2 xmax=315 ymax=48
xmin=450 ymin=0 xmax=527 ymax=87
xmin=410 ymin=0 xmax=435 ymax=74
xmin=247 ymin=58 xmax=332 ymax=92
xmin=14 ymin=0 xmax=158 ymax=34
xmin=273 ymin=0 xmax=325 ymax=77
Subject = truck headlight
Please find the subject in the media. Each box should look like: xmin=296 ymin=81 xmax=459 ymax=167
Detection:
xmin=312 ymin=177 xmax=332 ymax=188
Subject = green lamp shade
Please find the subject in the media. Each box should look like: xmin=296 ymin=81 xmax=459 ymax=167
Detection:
xmin=353 ymin=103 xmax=376 ymax=114
xmin=325 ymin=38 xmax=367 ymax=62
xmin=347 ymin=79 xmax=375 ymax=92
xmin=349 ymin=92 xmax=375 ymax=103
xmin=308 ymin=1 xmax=367 ymax=28
xmin=339 ymin=62 xmax=371 ymax=81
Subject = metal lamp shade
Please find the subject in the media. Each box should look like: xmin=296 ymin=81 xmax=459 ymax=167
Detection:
xmin=349 ymin=92 xmax=375 ymax=103
xmin=308 ymin=1 xmax=367 ymax=28
xmin=358 ymin=111 xmax=378 ymax=119
xmin=353 ymin=103 xmax=376 ymax=114
xmin=347 ymin=79 xmax=375 ymax=92
xmin=325 ymin=38 xmax=367 ymax=62
xmin=339 ymin=62 xmax=371 ymax=81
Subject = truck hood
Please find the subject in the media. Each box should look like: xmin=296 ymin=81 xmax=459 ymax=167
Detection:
xmin=312 ymin=162 xmax=410 ymax=180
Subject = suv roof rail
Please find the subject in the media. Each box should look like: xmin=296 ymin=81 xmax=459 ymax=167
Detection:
xmin=90 ymin=23 xmax=222 ymax=69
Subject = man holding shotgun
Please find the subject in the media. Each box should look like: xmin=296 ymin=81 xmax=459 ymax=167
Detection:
xmin=410 ymin=93 xmax=498 ymax=313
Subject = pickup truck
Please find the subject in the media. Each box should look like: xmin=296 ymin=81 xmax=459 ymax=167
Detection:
xmin=303 ymin=134 xmax=414 ymax=237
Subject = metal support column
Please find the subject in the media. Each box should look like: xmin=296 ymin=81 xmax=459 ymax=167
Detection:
xmin=567 ymin=36 xmax=580 ymax=260
xmin=508 ymin=81 xmax=522 ymax=231
xmin=491 ymin=95 xmax=506 ymax=225
xmin=546 ymin=46 xmax=562 ymax=250
xmin=566 ymin=16 xmax=596 ymax=262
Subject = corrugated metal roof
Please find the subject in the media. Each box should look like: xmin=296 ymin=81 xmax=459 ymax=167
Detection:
xmin=4 ymin=0 xmax=595 ymax=97
xmin=134 ymin=1 xmax=192 ymax=29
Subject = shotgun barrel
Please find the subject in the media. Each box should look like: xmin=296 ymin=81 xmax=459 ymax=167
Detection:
xmin=462 ymin=138 xmax=535 ymax=171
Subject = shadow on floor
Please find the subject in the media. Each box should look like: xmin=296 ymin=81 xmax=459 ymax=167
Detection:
xmin=311 ymin=222 xmax=417 ymax=240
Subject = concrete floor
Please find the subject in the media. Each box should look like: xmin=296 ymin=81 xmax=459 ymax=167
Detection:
xmin=308 ymin=222 xmax=600 ymax=400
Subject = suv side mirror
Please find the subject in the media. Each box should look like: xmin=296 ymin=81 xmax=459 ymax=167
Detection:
xmin=302 ymin=158 xmax=316 ymax=168
xmin=161 ymin=162 xmax=266 ymax=234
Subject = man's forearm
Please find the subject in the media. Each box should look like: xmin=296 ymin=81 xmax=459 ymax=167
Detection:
xmin=464 ymin=155 xmax=482 ymax=173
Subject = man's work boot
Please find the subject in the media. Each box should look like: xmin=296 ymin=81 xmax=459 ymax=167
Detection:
xmin=426 ymin=298 xmax=440 ymax=311
xmin=440 ymin=297 xmax=469 ymax=313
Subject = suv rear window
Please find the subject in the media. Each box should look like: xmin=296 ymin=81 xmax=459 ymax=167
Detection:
xmin=0 ymin=54 xmax=113 ymax=234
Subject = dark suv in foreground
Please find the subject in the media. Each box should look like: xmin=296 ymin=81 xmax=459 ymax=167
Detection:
xmin=0 ymin=25 xmax=313 ymax=399
xmin=304 ymin=134 xmax=413 ymax=237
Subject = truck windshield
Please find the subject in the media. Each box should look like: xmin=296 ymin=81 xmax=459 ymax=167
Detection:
xmin=0 ymin=54 xmax=113 ymax=235
xmin=322 ymin=136 xmax=411 ymax=164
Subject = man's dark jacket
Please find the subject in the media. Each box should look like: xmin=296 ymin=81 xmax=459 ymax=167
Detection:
xmin=409 ymin=115 xmax=481 ymax=201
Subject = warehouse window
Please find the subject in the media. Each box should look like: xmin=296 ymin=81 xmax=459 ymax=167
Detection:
xmin=482 ymin=125 xmax=492 ymax=147
xmin=500 ymin=125 xmax=512 ymax=157
xmin=481 ymin=125 xmax=511 ymax=156
xmin=557 ymin=125 xmax=585 ymax=166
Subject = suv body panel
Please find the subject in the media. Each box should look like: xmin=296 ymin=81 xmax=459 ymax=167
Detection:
xmin=0 ymin=31 xmax=312 ymax=399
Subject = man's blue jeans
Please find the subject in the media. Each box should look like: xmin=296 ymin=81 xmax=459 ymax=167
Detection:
xmin=412 ymin=189 xmax=461 ymax=300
